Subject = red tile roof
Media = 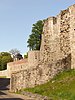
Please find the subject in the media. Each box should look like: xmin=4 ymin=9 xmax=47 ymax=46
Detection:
xmin=7 ymin=59 xmax=28 ymax=66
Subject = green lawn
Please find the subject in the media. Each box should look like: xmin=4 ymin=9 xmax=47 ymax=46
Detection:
xmin=21 ymin=69 xmax=75 ymax=100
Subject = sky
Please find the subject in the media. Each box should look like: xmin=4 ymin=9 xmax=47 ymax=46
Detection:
xmin=0 ymin=0 xmax=75 ymax=55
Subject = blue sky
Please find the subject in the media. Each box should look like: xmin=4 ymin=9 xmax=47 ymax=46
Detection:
xmin=0 ymin=0 xmax=75 ymax=55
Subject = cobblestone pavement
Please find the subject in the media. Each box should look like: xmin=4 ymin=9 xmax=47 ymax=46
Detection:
xmin=0 ymin=90 xmax=35 ymax=100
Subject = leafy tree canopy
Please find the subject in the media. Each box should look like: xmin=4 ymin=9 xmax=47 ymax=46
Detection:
xmin=27 ymin=20 xmax=44 ymax=50
xmin=0 ymin=52 xmax=13 ymax=70
xmin=24 ymin=52 xmax=28 ymax=59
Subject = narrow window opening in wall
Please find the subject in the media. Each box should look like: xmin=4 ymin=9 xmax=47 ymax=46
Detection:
xmin=35 ymin=53 xmax=37 ymax=59
xmin=53 ymin=17 xmax=57 ymax=24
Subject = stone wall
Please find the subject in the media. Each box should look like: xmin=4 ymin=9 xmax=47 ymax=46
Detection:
xmin=28 ymin=51 xmax=40 ymax=67
xmin=0 ymin=70 xmax=8 ymax=77
xmin=10 ymin=65 xmax=54 ymax=92
xmin=7 ymin=59 xmax=28 ymax=78
xmin=10 ymin=4 xmax=75 ymax=92
xmin=7 ymin=51 xmax=40 ymax=78
xmin=69 ymin=5 xmax=75 ymax=69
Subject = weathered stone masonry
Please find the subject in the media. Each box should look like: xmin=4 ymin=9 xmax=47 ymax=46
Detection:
xmin=10 ymin=4 xmax=75 ymax=92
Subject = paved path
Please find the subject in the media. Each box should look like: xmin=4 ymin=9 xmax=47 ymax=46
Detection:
xmin=0 ymin=78 xmax=34 ymax=100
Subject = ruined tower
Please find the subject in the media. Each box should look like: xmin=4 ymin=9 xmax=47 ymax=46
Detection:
xmin=40 ymin=4 xmax=75 ymax=70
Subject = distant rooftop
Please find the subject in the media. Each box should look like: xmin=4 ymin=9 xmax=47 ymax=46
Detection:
xmin=7 ymin=59 xmax=28 ymax=66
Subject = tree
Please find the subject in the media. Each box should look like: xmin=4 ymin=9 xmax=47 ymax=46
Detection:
xmin=0 ymin=52 xmax=11 ymax=56
xmin=0 ymin=52 xmax=13 ymax=70
xmin=27 ymin=20 xmax=44 ymax=50
xmin=1 ymin=56 xmax=13 ymax=70
xmin=9 ymin=49 xmax=20 ymax=58
xmin=24 ymin=52 xmax=28 ymax=58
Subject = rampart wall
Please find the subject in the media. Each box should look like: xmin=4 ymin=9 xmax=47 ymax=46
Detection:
xmin=6 ymin=51 xmax=40 ymax=78
xmin=10 ymin=4 xmax=75 ymax=92
xmin=0 ymin=70 xmax=8 ymax=77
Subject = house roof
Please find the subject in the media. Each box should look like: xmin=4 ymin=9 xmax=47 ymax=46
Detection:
xmin=7 ymin=59 xmax=28 ymax=66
